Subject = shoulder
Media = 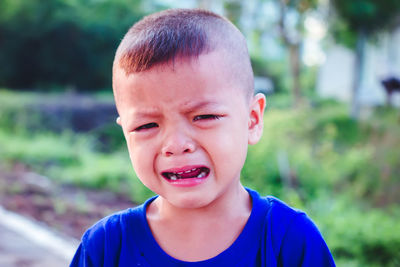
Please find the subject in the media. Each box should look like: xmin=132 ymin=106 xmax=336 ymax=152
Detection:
xmin=70 ymin=200 xmax=151 ymax=266
xmin=259 ymin=196 xmax=308 ymax=249
xmin=264 ymin=196 xmax=301 ymax=220
xmin=257 ymin=195 xmax=335 ymax=266
xmin=264 ymin=196 xmax=314 ymax=238
xmin=248 ymin=189 xmax=302 ymax=227
xmin=262 ymin=196 xmax=321 ymax=239
xmin=81 ymin=195 xmax=157 ymax=245
xmin=82 ymin=206 xmax=139 ymax=245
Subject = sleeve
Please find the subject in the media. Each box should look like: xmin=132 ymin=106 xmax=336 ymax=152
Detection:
xmin=278 ymin=212 xmax=335 ymax=267
xmin=69 ymin=228 xmax=103 ymax=267
xmin=69 ymin=242 xmax=93 ymax=267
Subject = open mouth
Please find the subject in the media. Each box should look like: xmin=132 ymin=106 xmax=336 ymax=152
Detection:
xmin=161 ymin=167 xmax=210 ymax=181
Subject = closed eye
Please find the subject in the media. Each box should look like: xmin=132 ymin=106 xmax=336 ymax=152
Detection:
xmin=134 ymin=122 xmax=158 ymax=131
xmin=193 ymin=114 xmax=222 ymax=121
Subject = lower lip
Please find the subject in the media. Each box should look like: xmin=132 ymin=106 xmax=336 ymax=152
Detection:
xmin=164 ymin=174 xmax=209 ymax=187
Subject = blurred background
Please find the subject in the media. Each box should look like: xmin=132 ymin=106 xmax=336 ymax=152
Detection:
xmin=0 ymin=0 xmax=399 ymax=266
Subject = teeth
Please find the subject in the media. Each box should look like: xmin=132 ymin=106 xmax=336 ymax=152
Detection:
xmin=165 ymin=168 xmax=207 ymax=180
xmin=197 ymin=171 xmax=206 ymax=178
xmin=177 ymin=168 xmax=199 ymax=174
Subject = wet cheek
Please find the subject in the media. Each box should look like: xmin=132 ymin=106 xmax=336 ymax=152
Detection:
xmin=126 ymin=139 xmax=149 ymax=173
xmin=125 ymin=137 xmax=136 ymax=162
xmin=133 ymin=141 xmax=160 ymax=174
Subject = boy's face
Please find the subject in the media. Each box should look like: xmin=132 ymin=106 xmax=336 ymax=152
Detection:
xmin=114 ymin=50 xmax=265 ymax=209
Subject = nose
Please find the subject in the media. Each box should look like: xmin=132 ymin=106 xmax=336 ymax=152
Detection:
xmin=161 ymin=128 xmax=196 ymax=157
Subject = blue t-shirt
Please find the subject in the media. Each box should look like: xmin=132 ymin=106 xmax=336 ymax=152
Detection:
xmin=70 ymin=188 xmax=335 ymax=266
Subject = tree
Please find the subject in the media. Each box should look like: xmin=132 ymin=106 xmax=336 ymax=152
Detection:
xmin=220 ymin=0 xmax=321 ymax=104
xmin=0 ymin=0 xmax=146 ymax=91
xmin=331 ymin=0 xmax=400 ymax=119
xmin=277 ymin=0 xmax=319 ymax=106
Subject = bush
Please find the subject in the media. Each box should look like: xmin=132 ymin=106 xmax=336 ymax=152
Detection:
xmin=241 ymin=95 xmax=400 ymax=265
xmin=312 ymin=197 xmax=400 ymax=266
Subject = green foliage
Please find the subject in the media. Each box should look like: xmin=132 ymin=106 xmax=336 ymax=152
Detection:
xmin=332 ymin=0 xmax=400 ymax=32
xmin=331 ymin=0 xmax=400 ymax=47
xmin=0 ymin=90 xmax=399 ymax=265
xmin=0 ymin=0 xmax=146 ymax=90
xmin=223 ymin=0 xmax=242 ymax=26
xmin=250 ymin=56 xmax=317 ymax=95
xmin=0 ymin=89 xmax=153 ymax=202
xmin=241 ymin=95 xmax=400 ymax=265
xmin=242 ymin=95 xmax=399 ymax=206
xmin=0 ymin=128 xmax=153 ymax=203
xmin=313 ymin=198 xmax=400 ymax=266
xmin=285 ymin=0 xmax=319 ymax=13
xmin=251 ymin=57 xmax=289 ymax=93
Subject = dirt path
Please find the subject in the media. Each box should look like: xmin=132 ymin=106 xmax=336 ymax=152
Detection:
xmin=0 ymin=163 xmax=136 ymax=240
xmin=0 ymin=163 xmax=139 ymax=265
xmin=0 ymin=208 xmax=75 ymax=266
xmin=0 ymin=224 xmax=69 ymax=266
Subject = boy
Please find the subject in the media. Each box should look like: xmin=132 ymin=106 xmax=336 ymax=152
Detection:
xmin=71 ymin=8 xmax=335 ymax=266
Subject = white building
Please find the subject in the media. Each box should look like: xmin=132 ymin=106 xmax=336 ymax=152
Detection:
xmin=317 ymin=27 xmax=400 ymax=107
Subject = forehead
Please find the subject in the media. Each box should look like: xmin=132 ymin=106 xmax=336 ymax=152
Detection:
xmin=113 ymin=50 xmax=249 ymax=111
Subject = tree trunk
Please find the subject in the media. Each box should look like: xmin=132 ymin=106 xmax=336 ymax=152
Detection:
xmin=351 ymin=28 xmax=367 ymax=119
xmin=289 ymin=43 xmax=301 ymax=106
xmin=278 ymin=0 xmax=302 ymax=107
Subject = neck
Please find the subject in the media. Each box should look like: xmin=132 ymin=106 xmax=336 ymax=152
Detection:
xmin=149 ymin=183 xmax=251 ymax=222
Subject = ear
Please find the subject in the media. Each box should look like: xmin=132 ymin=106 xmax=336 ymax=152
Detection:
xmin=248 ymin=93 xmax=266 ymax=145
xmin=116 ymin=116 xmax=122 ymax=126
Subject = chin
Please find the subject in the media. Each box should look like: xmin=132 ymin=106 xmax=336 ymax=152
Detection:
xmin=167 ymin=193 xmax=213 ymax=210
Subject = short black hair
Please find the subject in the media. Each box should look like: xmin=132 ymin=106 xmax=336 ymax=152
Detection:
xmin=113 ymin=8 xmax=254 ymax=99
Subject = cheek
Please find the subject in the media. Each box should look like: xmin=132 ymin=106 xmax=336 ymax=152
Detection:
xmin=126 ymin=136 xmax=154 ymax=175
xmin=206 ymin=121 xmax=248 ymax=170
xmin=221 ymin=117 xmax=248 ymax=148
xmin=129 ymin=146 xmax=159 ymax=190
xmin=125 ymin=135 xmax=137 ymax=164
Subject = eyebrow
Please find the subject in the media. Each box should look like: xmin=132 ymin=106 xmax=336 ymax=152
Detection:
xmin=126 ymin=108 xmax=160 ymax=131
xmin=130 ymin=108 xmax=161 ymax=118
xmin=181 ymin=100 xmax=221 ymax=113
xmin=129 ymin=100 xmax=222 ymax=121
